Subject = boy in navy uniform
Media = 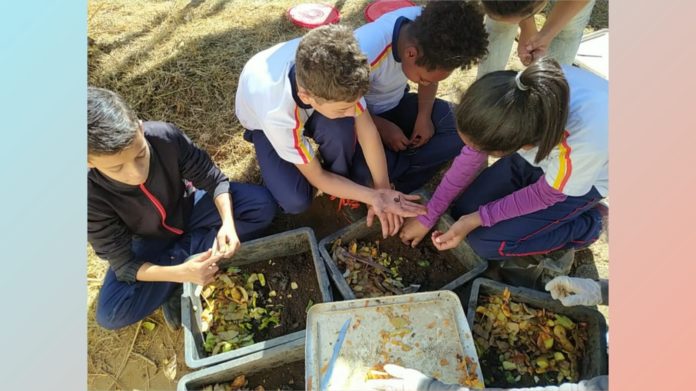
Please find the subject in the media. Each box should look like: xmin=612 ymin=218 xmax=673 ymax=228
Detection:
xmin=354 ymin=2 xmax=489 ymax=192
xmin=88 ymin=87 xmax=275 ymax=330
xmin=236 ymin=24 xmax=426 ymax=237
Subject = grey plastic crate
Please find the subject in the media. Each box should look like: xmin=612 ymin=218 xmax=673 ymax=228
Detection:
xmin=182 ymin=227 xmax=332 ymax=369
xmin=466 ymin=278 xmax=608 ymax=383
xmin=178 ymin=337 xmax=305 ymax=391
xmin=318 ymin=213 xmax=487 ymax=300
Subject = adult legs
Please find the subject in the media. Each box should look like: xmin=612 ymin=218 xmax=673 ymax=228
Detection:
xmin=476 ymin=15 xmax=519 ymax=78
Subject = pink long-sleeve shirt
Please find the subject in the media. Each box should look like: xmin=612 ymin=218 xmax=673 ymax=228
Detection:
xmin=417 ymin=146 xmax=567 ymax=229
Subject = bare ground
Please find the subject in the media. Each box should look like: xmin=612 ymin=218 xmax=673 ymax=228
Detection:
xmin=87 ymin=1 xmax=608 ymax=389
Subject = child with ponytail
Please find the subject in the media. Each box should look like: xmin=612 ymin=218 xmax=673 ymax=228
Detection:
xmin=400 ymin=57 xmax=607 ymax=259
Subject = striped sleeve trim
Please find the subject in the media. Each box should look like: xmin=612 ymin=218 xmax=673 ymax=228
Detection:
xmin=552 ymin=130 xmax=573 ymax=192
xmin=355 ymin=101 xmax=365 ymax=117
xmin=292 ymin=106 xmax=312 ymax=164
xmin=370 ymin=44 xmax=392 ymax=71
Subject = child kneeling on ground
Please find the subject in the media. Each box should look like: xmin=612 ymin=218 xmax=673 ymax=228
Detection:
xmin=353 ymin=1 xmax=489 ymax=192
xmin=400 ymin=58 xmax=608 ymax=260
xmin=88 ymin=87 xmax=276 ymax=330
xmin=236 ymin=24 xmax=426 ymax=237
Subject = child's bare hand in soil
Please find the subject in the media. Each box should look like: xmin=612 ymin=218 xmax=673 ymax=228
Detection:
xmin=399 ymin=217 xmax=429 ymax=247
xmin=431 ymin=212 xmax=481 ymax=251
xmin=179 ymin=249 xmax=221 ymax=286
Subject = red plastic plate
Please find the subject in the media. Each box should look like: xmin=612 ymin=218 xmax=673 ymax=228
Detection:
xmin=364 ymin=0 xmax=416 ymax=22
xmin=287 ymin=3 xmax=341 ymax=29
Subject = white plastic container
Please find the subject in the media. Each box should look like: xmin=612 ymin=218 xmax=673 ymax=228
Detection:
xmin=574 ymin=29 xmax=609 ymax=79
xmin=305 ymin=291 xmax=484 ymax=390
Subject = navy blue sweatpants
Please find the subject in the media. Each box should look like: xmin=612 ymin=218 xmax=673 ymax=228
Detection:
xmin=247 ymin=92 xmax=462 ymax=214
xmin=451 ymin=154 xmax=603 ymax=260
xmin=95 ymin=183 xmax=276 ymax=330
xmin=372 ymin=92 xmax=464 ymax=192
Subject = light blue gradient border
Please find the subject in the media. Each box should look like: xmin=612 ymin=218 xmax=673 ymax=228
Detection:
xmin=0 ymin=1 xmax=87 ymax=389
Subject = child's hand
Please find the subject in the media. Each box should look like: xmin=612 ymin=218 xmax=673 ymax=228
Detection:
xmin=399 ymin=217 xmax=430 ymax=248
xmin=367 ymin=190 xmax=427 ymax=238
xmin=179 ymin=249 xmax=222 ymax=286
xmin=214 ymin=222 xmax=240 ymax=258
xmin=367 ymin=206 xmax=403 ymax=238
xmin=378 ymin=120 xmax=409 ymax=151
xmin=410 ymin=114 xmax=434 ymax=149
xmin=431 ymin=212 xmax=481 ymax=251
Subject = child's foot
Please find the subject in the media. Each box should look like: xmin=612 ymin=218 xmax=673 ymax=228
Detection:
xmin=162 ymin=284 xmax=183 ymax=331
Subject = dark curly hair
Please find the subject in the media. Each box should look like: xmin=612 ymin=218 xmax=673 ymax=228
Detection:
xmin=410 ymin=0 xmax=488 ymax=71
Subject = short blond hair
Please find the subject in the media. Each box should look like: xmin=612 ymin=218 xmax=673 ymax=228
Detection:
xmin=295 ymin=24 xmax=369 ymax=102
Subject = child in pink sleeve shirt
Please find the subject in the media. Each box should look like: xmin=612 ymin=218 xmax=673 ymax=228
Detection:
xmin=400 ymin=57 xmax=607 ymax=260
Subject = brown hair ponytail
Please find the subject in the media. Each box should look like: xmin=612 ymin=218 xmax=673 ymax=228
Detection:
xmin=455 ymin=56 xmax=569 ymax=163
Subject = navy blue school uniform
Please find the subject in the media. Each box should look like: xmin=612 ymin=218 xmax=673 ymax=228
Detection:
xmin=235 ymin=28 xmax=454 ymax=215
xmin=88 ymin=122 xmax=275 ymax=329
xmin=353 ymin=6 xmax=465 ymax=192
xmin=420 ymin=65 xmax=608 ymax=259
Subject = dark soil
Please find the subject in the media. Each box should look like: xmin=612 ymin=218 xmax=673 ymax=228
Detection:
xmin=267 ymin=194 xmax=360 ymax=241
xmin=339 ymin=233 xmax=470 ymax=293
xmin=479 ymin=349 xmax=560 ymax=388
xmin=244 ymin=360 xmax=305 ymax=390
xmin=194 ymin=361 xmax=304 ymax=391
xmin=237 ymin=253 xmax=323 ymax=341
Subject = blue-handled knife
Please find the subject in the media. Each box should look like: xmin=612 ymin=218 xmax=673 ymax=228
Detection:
xmin=321 ymin=317 xmax=351 ymax=391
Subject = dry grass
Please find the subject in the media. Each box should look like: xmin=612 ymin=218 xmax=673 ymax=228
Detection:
xmin=89 ymin=0 xmax=381 ymax=185
xmin=87 ymin=1 xmax=609 ymax=389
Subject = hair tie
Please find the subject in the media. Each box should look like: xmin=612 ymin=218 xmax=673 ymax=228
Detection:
xmin=515 ymin=71 xmax=530 ymax=91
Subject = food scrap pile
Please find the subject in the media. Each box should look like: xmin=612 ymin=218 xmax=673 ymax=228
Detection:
xmin=473 ymin=288 xmax=588 ymax=386
xmin=201 ymin=375 xmax=263 ymax=391
xmin=200 ymin=267 xmax=281 ymax=356
xmin=365 ymin=306 xmax=483 ymax=388
xmin=331 ymin=239 xmax=423 ymax=298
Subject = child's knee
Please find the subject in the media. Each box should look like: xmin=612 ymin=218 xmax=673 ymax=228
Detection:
xmin=279 ymin=192 xmax=312 ymax=215
xmin=256 ymin=189 xmax=278 ymax=224
xmin=466 ymin=231 xmax=502 ymax=260
xmin=318 ymin=119 xmax=356 ymax=155
xmin=95 ymin=303 xmax=128 ymax=330
xmin=451 ymin=198 xmax=479 ymax=219
xmin=431 ymin=100 xmax=456 ymax=128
